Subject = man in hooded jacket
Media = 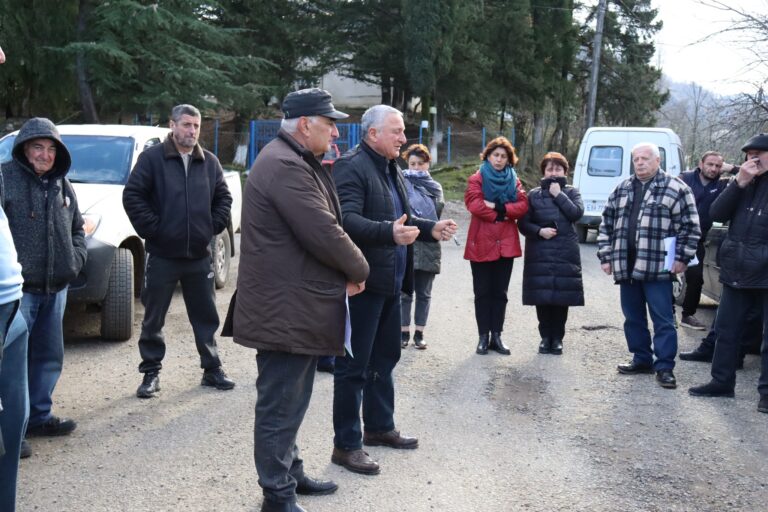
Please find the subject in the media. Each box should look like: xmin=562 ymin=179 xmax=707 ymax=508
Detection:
xmin=0 ymin=117 xmax=86 ymax=438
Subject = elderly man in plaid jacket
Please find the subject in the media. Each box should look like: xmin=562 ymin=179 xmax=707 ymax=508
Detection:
xmin=598 ymin=143 xmax=701 ymax=389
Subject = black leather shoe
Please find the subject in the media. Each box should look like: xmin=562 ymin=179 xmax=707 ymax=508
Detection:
xmin=316 ymin=359 xmax=335 ymax=374
xmin=688 ymin=381 xmax=735 ymax=397
xmin=679 ymin=345 xmax=713 ymax=362
xmin=363 ymin=429 xmax=418 ymax=449
xmin=617 ymin=360 xmax=654 ymax=375
xmin=538 ymin=338 xmax=551 ymax=354
xmin=201 ymin=367 xmax=235 ymax=390
xmin=655 ymin=369 xmax=677 ymax=389
xmin=401 ymin=331 xmax=410 ymax=349
xmin=260 ymin=499 xmax=307 ymax=512
xmin=331 ymin=447 xmax=380 ymax=475
xmin=489 ymin=332 xmax=511 ymax=355
xmin=26 ymin=416 xmax=77 ymax=437
xmin=295 ymin=475 xmax=338 ymax=496
xmin=137 ymin=371 xmax=160 ymax=398
xmin=413 ymin=331 xmax=427 ymax=350
xmin=476 ymin=334 xmax=489 ymax=355
xmin=20 ymin=439 xmax=32 ymax=459
xmin=550 ymin=339 xmax=563 ymax=355
xmin=758 ymin=396 xmax=768 ymax=413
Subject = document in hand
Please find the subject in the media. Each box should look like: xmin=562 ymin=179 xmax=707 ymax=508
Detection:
xmin=663 ymin=236 xmax=698 ymax=271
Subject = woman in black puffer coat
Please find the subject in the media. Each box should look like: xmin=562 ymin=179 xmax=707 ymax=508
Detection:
xmin=519 ymin=152 xmax=585 ymax=355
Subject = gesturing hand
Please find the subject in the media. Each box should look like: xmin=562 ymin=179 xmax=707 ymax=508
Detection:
xmin=393 ymin=214 xmax=419 ymax=245
xmin=431 ymin=219 xmax=458 ymax=241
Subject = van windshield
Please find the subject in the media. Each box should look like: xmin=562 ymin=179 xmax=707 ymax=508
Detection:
xmin=587 ymin=146 xmax=622 ymax=176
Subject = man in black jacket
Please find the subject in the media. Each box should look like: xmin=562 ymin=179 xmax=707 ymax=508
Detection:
xmin=123 ymin=104 xmax=234 ymax=398
xmin=689 ymin=133 xmax=768 ymax=414
xmin=331 ymin=105 xmax=457 ymax=475
xmin=1 ymin=118 xmax=86 ymax=438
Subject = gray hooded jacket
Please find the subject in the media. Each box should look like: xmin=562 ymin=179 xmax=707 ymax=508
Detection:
xmin=0 ymin=118 xmax=86 ymax=293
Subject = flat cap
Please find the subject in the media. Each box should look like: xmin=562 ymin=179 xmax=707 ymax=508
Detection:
xmin=282 ymin=88 xmax=349 ymax=120
xmin=741 ymin=133 xmax=768 ymax=153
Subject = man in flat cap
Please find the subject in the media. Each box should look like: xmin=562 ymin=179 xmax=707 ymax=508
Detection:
xmin=689 ymin=133 xmax=768 ymax=415
xmin=233 ymin=88 xmax=369 ymax=512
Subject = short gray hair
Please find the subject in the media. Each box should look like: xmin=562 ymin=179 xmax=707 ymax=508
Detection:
xmin=171 ymin=104 xmax=201 ymax=122
xmin=632 ymin=142 xmax=660 ymax=158
xmin=361 ymin=105 xmax=402 ymax=141
xmin=280 ymin=115 xmax=321 ymax=134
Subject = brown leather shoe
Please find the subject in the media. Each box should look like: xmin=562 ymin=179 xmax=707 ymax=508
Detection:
xmin=331 ymin=448 xmax=380 ymax=475
xmin=363 ymin=429 xmax=419 ymax=449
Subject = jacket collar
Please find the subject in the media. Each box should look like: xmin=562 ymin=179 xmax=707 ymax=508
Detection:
xmin=277 ymin=130 xmax=322 ymax=171
xmin=162 ymin=135 xmax=205 ymax=161
xmin=361 ymin=140 xmax=391 ymax=173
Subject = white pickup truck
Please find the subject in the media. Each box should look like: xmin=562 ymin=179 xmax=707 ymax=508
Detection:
xmin=0 ymin=124 xmax=242 ymax=341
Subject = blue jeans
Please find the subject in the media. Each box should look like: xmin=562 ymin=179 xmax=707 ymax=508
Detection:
xmin=333 ymin=291 xmax=401 ymax=450
xmin=619 ymin=280 xmax=677 ymax=371
xmin=0 ymin=305 xmax=29 ymax=512
xmin=401 ymin=270 xmax=436 ymax=328
xmin=20 ymin=288 xmax=67 ymax=428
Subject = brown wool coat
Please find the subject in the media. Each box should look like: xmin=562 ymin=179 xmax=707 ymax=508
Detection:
xmin=233 ymin=131 xmax=369 ymax=356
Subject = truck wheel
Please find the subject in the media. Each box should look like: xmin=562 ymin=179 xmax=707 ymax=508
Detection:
xmin=673 ymin=273 xmax=687 ymax=307
xmin=100 ymin=248 xmax=134 ymax=341
xmin=213 ymin=230 xmax=231 ymax=289
xmin=576 ymin=225 xmax=589 ymax=243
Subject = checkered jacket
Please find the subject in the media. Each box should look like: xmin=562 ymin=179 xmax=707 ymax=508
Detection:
xmin=597 ymin=170 xmax=701 ymax=282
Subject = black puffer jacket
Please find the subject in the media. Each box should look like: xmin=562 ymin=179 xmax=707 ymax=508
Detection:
xmin=518 ymin=182 xmax=585 ymax=306
xmin=123 ymin=136 xmax=232 ymax=259
xmin=0 ymin=118 xmax=86 ymax=293
xmin=334 ymin=141 xmax=435 ymax=297
xmin=711 ymin=175 xmax=768 ymax=288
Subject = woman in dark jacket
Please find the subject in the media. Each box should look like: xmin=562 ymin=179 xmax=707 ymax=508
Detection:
xmin=400 ymin=144 xmax=444 ymax=350
xmin=519 ymin=152 xmax=585 ymax=355
xmin=464 ymin=137 xmax=528 ymax=355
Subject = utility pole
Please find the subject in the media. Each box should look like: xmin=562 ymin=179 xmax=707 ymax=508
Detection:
xmin=585 ymin=0 xmax=607 ymax=131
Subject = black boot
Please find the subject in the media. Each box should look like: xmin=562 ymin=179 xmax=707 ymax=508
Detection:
xmin=489 ymin=332 xmax=511 ymax=355
xmin=476 ymin=333 xmax=489 ymax=355
xmin=550 ymin=339 xmax=563 ymax=355
xmin=538 ymin=338 xmax=551 ymax=354
xmin=401 ymin=331 xmax=410 ymax=349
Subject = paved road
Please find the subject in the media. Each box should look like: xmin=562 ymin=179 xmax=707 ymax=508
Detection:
xmin=17 ymin=202 xmax=768 ymax=511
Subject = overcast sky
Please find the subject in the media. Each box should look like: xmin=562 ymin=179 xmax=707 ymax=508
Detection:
xmin=653 ymin=0 xmax=766 ymax=96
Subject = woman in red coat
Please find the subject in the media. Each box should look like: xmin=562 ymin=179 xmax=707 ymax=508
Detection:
xmin=464 ymin=136 xmax=528 ymax=355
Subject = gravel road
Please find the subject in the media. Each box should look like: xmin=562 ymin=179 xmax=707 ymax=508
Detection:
xmin=17 ymin=201 xmax=768 ymax=512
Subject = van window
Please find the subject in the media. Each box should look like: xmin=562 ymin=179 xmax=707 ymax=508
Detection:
xmin=630 ymin=148 xmax=666 ymax=175
xmin=587 ymin=146 xmax=623 ymax=177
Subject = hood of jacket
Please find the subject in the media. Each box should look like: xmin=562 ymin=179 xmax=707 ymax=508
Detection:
xmin=12 ymin=118 xmax=72 ymax=179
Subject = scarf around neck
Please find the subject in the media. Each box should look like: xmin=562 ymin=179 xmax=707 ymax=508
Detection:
xmin=480 ymin=160 xmax=518 ymax=203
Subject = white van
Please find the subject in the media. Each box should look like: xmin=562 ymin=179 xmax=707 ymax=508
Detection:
xmin=572 ymin=127 xmax=684 ymax=242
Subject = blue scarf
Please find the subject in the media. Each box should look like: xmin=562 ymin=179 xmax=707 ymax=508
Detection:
xmin=403 ymin=170 xmax=443 ymax=221
xmin=480 ymin=160 xmax=518 ymax=203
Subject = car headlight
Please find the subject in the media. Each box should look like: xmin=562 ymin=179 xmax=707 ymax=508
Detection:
xmin=82 ymin=213 xmax=101 ymax=237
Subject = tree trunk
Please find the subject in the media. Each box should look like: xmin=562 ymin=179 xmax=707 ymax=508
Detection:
xmin=76 ymin=0 xmax=99 ymax=123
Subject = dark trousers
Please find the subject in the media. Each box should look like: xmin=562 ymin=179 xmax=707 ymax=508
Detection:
xmin=333 ymin=290 xmax=401 ymax=451
xmin=254 ymin=351 xmax=316 ymax=503
xmin=711 ymin=285 xmax=768 ymax=394
xmin=535 ymin=305 xmax=569 ymax=341
xmin=401 ymin=270 xmax=436 ymax=328
xmin=138 ymin=254 xmax=221 ymax=373
xmin=619 ymin=280 xmax=677 ymax=371
xmin=470 ymin=258 xmax=514 ymax=334
xmin=682 ymin=239 xmax=706 ymax=316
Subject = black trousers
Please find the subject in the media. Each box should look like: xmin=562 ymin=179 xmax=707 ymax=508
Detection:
xmin=535 ymin=305 xmax=569 ymax=341
xmin=470 ymin=258 xmax=514 ymax=334
xmin=711 ymin=285 xmax=768 ymax=395
xmin=255 ymin=351 xmax=316 ymax=503
xmin=138 ymin=253 xmax=221 ymax=373
xmin=333 ymin=290 xmax=401 ymax=451
xmin=699 ymin=300 xmax=762 ymax=353
xmin=682 ymin=239 xmax=706 ymax=317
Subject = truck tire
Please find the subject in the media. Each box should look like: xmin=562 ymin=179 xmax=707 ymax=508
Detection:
xmin=576 ymin=224 xmax=589 ymax=243
xmin=213 ymin=230 xmax=231 ymax=290
xmin=100 ymin=248 xmax=134 ymax=341
xmin=673 ymin=273 xmax=686 ymax=307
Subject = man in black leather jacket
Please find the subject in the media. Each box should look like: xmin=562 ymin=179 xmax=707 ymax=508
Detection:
xmin=689 ymin=133 xmax=768 ymax=414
